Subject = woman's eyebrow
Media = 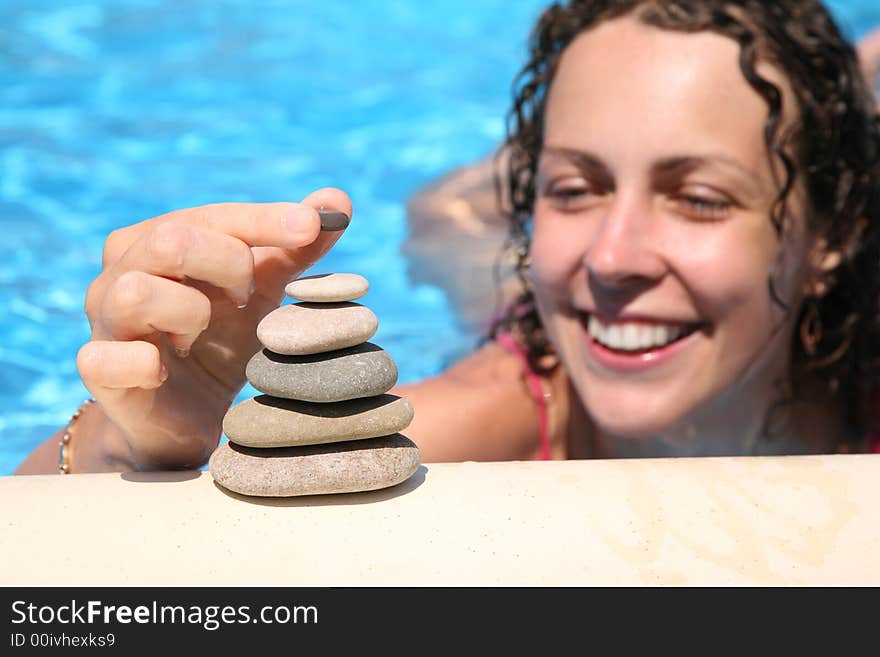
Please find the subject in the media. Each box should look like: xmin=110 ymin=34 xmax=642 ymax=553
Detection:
xmin=539 ymin=146 xmax=615 ymax=188
xmin=540 ymin=146 xmax=607 ymax=172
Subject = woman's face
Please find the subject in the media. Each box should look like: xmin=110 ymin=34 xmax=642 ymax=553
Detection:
xmin=531 ymin=16 xmax=813 ymax=438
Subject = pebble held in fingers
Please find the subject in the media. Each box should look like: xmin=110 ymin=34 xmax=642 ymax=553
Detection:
xmin=318 ymin=210 xmax=350 ymax=232
xmin=209 ymin=434 xmax=421 ymax=497
xmin=256 ymin=302 xmax=378 ymax=355
xmin=223 ymin=394 xmax=414 ymax=448
xmin=246 ymin=342 xmax=398 ymax=402
xmin=285 ymin=273 xmax=369 ymax=303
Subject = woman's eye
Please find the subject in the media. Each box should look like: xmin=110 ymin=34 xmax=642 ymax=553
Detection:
xmin=673 ymin=194 xmax=734 ymax=219
xmin=542 ymin=178 xmax=599 ymax=209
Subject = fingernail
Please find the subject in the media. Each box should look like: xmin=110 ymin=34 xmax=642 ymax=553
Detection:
xmin=318 ymin=210 xmax=350 ymax=232
xmin=159 ymin=363 xmax=169 ymax=383
xmin=175 ymin=346 xmax=190 ymax=359
xmin=229 ymin=280 xmax=253 ymax=308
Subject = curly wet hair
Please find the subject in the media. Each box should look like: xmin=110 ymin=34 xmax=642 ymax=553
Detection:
xmin=490 ymin=0 xmax=880 ymax=446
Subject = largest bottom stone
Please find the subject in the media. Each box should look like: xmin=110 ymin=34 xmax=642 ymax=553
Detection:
xmin=209 ymin=433 xmax=420 ymax=497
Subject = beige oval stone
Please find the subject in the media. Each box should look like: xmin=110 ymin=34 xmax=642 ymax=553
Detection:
xmin=209 ymin=434 xmax=421 ymax=497
xmin=256 ymin=302 xmax=378 ymax=355
xmin=223 ymin=394 xmax=414 ymax=448
xmin=285 ymin=273 xmax=369 ymax=303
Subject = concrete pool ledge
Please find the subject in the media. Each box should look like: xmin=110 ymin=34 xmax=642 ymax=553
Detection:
xmin=2 ymin=455 xmax=879 ymax=586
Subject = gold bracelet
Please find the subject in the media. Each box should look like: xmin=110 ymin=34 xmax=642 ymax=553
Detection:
xmin=58 ymin=399 xmax=95 ymax=474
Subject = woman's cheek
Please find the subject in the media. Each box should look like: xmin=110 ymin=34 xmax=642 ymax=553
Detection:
xmin=530 ymin=216 xmax=584 ymax=294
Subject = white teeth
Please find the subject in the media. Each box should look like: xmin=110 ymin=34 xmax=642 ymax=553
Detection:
xmin=622 ymin=324 xmax=639 ymax=350
xmin=652 ymin=325 xmax=667 ymax=346
xmin=586 ymin=316 xmax=688 ymax=352
xmin=606 ymin=324 xmax=622 ymax=348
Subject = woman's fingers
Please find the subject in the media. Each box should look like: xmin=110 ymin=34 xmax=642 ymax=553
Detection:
xmin=98 ymin=192 xmax=352 ymax=308
xmin=107 ymin=220 xmax=258 ymax=307
xmin=98 ymin=272 xmax=212 ymax=354
xmin=76 ymin=340 xmax=217 ymax=469
xmin=87 ymin=188 xmax=354 ymax=360
xmin=187 ymin=201 xmax=323 ymax=249
xmin=77 ymin=340 xmax=167 ymax=392
xmin=252 ymin=188 xmax=354 ymax=287
xmin=101 ymin=201 xmax=323 ymax=268
xmin=297 ymin=187 xmax=353 ymax=262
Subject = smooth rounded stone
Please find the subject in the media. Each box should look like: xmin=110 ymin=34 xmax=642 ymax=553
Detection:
xmin=246 ymin=342 xmax=398 ymax=402
xmin=285 ymin=273 xmax=369 ymax=303
xmin=209 ymin=433 xmax=421 ymax=497
xmin=223 ymin=394 xmax=414 ymax=448
xmin=256 ymin=302 xmax=378 ymax=356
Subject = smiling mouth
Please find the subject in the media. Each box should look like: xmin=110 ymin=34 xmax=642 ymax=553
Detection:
xmin=580 ymin=313 xmax=702 ymax=354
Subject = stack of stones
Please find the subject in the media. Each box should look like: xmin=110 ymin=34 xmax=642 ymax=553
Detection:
xmin=209 ymin=273 xmax=420 ymax=498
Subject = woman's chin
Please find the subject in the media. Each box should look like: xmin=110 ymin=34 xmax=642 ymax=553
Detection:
xmin=591 ymin=416 xmax=679 ymax=440
xmin=571 ymin=364 xmax=716 ymax=441
xmin=584 ymin=395 xmax=695 ymax=440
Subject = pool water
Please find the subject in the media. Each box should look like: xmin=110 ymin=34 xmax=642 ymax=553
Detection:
xmin=1 ymin=0 xmax=878 ymax=474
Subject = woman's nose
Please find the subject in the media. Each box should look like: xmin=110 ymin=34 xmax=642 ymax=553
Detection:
xmin=583 ymin=198 xmax=666 ymax=295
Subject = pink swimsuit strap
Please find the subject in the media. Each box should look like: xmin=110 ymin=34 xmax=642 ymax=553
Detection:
xmin=495 ymin=332 xmax=552 ymax=460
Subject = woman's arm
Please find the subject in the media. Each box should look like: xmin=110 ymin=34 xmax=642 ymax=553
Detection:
xmin=14 ymin=402 xmax=132 ymax=474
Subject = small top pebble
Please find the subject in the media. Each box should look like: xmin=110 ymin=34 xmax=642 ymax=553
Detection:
xmin=286 ymin=273 xmax=369 ymax=303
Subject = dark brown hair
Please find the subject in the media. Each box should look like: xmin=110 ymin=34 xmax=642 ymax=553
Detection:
xmin=490 ymin=0 xmax=880 ymax=446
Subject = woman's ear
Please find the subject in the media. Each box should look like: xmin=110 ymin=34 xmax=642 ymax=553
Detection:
xmin=803 ymin=238 xmax=843 ymax=298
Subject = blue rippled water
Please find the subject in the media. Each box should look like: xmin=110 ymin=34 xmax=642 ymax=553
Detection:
xmin=2 ymin=0 xmax=878 ymax=474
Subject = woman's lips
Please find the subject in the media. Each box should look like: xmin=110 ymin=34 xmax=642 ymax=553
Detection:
xmin=580 ymin=313 xmax=702 ymax=372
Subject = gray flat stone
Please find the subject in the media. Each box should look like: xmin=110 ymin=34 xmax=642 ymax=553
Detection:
xmin=256 ymin=302 xmax=378 ymax=356
xmin=246 ymin=342 xmax=398 ymax=402
xmin=285 ymin=273 xmax=369 ymax=303
xmin=223 ymin=394 xmax=414 ymax=448
xmin=209 ymin=433 xmax=421 ymax=497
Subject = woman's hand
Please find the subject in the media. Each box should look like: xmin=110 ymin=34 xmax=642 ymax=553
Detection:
xmin=76 ymin=187 xmax=352 ymax=471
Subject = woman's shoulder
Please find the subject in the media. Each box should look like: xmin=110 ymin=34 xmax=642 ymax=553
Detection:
xmin=394 ymin=337 xmax=577 ymax=462
xmin=467 ymin=335 xmax=592 ymax=460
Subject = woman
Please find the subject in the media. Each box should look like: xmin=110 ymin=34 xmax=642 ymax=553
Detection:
xmin=16 ymin=0 xmax=880 ymax=473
